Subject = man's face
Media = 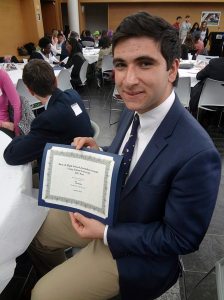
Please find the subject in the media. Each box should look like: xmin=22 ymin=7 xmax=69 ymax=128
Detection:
xmin=113 ymin=37 xmax=179 ymax=114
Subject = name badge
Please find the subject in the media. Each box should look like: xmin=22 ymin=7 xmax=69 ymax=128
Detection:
xmin=71 ymin=103 xmax=82 ymax=116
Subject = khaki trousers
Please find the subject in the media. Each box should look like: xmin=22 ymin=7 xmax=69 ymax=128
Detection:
xmin=29 ymin=209 xmax=119 ymax=300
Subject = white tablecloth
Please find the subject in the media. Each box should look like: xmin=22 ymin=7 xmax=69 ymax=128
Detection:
xmin=2 ymin=63 xmax=61 ymax=86
xmin=178 ymin=60 xmax=207 ymax=87
xmin=0 ymin=131 xmax=48 ymax=293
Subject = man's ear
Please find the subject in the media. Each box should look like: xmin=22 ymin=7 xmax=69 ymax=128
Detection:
xmin=168 ymin=58 xmax=179 ymax=84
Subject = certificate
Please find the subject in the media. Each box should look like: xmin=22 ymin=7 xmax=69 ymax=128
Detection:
xmin=38 ymin=143 xmax=123 ymax=225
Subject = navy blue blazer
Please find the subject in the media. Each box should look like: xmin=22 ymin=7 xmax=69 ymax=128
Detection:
xmin=4 ymin=88 xmax=93 ymax=168
xmin=107 ymin=98 xmax=221 ymax=300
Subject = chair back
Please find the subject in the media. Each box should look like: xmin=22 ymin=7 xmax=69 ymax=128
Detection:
xmin=90 ymin=120 xmax=100 ymax=139
xmin=57 ymin=68 xmax=73 ymax=91
xmin=18 ymin=96 xmax=35 ymax=135
xmin=196 ymin=55 xmax=219 ymax=62
xmin=216 ymin=257 xmax=224 ymax=300
xmin=16 ymin=79 xmax=42 ymax=109
xmin=102 ymin=55 xmax=113 ymax=73
xmin=79 ymin=61 xmax=89 ymax=85
xmin=174 ymin=77 xmax=191 ymax=107
xmin=198 ymin=78 xmax=224 ymax=107
xmin=82 ymin=41 xmax=95 ymax=47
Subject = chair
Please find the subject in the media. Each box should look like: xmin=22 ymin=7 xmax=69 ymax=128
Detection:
xmin=104 ymin=85 xmax=124 ymax=125
xmin=57 ymin=68 xmax=73 ymax=91
xmin=18 ymin=96 xmax=35 ymax=135
xmin=78 ymin=61 xmax=91 ymax=110
xmin=101 ymin=55 xmax=114 ymax=84
xmin=82 ymin=41 xmax=95 ymax=47
xmin=16 ymin=79 xmax=43 ymax=113
xmin=196 ymin=55 xmax=219 ymax=62
xmin=174 ymin=77 xmax=191 ymax=108
xmin=197 ymin=78 xmax=224 ymax=126
xmin=216 ymin=257 xmax=224 ymax=300
xmin=90 ymin=120 xmax=100 ymax=139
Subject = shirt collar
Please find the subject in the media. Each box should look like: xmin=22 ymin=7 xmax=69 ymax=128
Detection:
xmin=137 ymin=90 xmax=175 ymax=131
xmin=44 ymin=95 xmax=52 ymax=110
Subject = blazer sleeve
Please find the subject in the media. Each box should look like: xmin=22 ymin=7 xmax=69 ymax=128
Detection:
xmin=107 ymin=147 xmax=221 ymax=259
xmin=196 ymin=63 xmax=211 ymax=80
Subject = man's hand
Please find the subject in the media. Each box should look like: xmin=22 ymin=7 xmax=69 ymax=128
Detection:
xmin=69 ymin=212 xmax=105 ymax=239
xmin=72 ymin=137 xmax=99 ymax=150
xmin=2 ymin=121 xmax=14 ymax=132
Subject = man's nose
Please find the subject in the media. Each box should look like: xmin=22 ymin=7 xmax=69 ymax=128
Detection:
xmin=124 ymin=66 xmax=139 ymax=85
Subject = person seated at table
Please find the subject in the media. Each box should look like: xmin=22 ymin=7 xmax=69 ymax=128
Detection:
xmin=0 ymin=69 xmax=21 ymax=136
xmin=81 ymin=30 xmax=95 ymax=46
xmin=193 ymin=33 xmax=206 ymax=55
xmin=189 ymin=57 xmax=224 ymax=117
xmin=60 ymin=37 xmax=86 ymax=90
xmin=98 ymin=30 xmax=108 ymax=48
xmin=60 ymin=31 xmax=82 ymax=61
xmin=56 ymin=32 xmax=65 ymax=51
xmin=95 ymin=36 xmax=112 ymax=87
xmin=93 ymin=30 xmax=100 ymax=47
xmin=4 ymin=59 xmax=93 ymax=171
xmin=181 ymin=33 xmax=196 ymax=60
xmin=29 ymin=37 xmax=59 ymax=64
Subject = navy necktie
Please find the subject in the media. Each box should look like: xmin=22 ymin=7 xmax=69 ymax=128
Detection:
xmin=122 ymin=114 xmax=140 ymax=186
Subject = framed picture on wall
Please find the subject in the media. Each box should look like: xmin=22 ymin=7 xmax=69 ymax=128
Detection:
xmin=201 ymin=11 xmax=221 ymax=26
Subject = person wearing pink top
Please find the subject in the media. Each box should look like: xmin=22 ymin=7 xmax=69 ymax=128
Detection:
xmin=0 ymin=69 xmax=21 ymax=136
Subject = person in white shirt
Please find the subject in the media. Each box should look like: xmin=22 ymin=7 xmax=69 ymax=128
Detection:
xmin=28 ymin=12 xmax=221 ymax=300
xmin=29 ymin=37 xmax=59 ymax=64
xmin=179 ymin=15 xmax=192 ymax=43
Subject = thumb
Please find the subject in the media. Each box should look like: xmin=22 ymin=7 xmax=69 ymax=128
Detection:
xmin=74 ymin=212 xmax=87 ymax=224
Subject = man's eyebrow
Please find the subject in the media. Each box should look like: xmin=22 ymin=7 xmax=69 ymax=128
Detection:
xmin=113 ymin=56 xmax=157 ymax=64
xmin=135 ymin=56 xmax=157 ymax=63
xmin=113 ymin=58 xmax=125 ymax=64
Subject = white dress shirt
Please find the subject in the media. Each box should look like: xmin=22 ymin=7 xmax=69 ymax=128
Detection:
xmin=103 ymin=90 xmax=175 ymax=245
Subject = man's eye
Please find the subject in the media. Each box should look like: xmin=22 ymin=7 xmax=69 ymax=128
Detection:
xmin=114 ymin=63 xmax=126 ymax=69
xmin=140 ymin=61 xmax=151 ymax=68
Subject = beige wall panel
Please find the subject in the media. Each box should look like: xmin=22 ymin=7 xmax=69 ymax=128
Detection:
xmin=41 ymin=2 xmax=58 ymax=35
xmin=108 ymin=3 xmax=224 ymax=32
xmin=21 ymin=0 xmax=44 ymax=45
xmin=82 ymin=0 xmax=224 ymax=2
xmin=0 ymin=1 xmax=26 ymax=56
xmin=0 ymin=0 xmax=43 ymax=57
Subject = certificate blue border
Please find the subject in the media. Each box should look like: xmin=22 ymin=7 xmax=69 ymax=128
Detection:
xmin=38 ymin=143 xmax=123 ymax=226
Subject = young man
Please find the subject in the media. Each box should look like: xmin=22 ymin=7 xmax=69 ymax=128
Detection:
xmin=4 ymin=59 xmax=93 ymax=171
xmin=29 ymin=13 xmax=221 ymax=300
xmin=173 ymin=16 xmax=182 ymax=31
xmin=179 ymin=15 xmax=192 ymax=43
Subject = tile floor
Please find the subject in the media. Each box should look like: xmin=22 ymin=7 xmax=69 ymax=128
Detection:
xmin=1 ymin=80 xmax=223 ymax=300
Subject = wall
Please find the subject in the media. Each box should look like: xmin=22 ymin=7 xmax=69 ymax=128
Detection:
xmin=0 ymin=0 xmax=44 ymax=57
xmin=85 ymin=3 xmax=108 ymax=32
xmin=108 ymin=2 xmax=224 ymax=32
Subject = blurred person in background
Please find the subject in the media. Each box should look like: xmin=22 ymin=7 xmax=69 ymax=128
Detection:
xmin=179 ymin=15 xmax=192 ymax=43
xmin=29 ymin=37 xmax=59 ymax=64
xmin=60 ymin=37 xmax=86 ymax=89
xmin=0 ymin=69 xmax=21 ymax=136
xmin=96 ymin=36 xmax=112 ymax=87
xmin=190 ymin=22 xmax=200 ymax=38
xmin=200 ymin=21 xmax=209 ymax=47
xmin=172 ymin=16 xmax=182 ymax=32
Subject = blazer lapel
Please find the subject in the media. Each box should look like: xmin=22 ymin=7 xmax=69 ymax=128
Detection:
xmin=122 ymin=98 xmax=184 ymax=198
xmin=108 ymin=110 xmax=134 ymax=154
